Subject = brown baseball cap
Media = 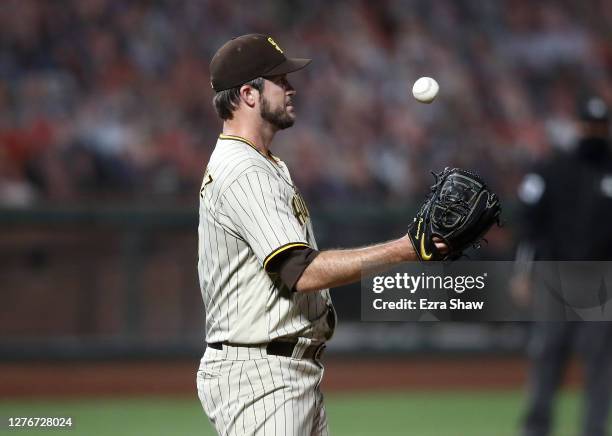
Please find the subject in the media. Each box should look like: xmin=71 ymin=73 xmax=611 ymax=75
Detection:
xmin=210 ymin=34 xmax=311 ymax=92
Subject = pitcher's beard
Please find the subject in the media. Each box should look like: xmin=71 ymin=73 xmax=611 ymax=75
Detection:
xmin=260 ymin=97 xmax=294 ymax=130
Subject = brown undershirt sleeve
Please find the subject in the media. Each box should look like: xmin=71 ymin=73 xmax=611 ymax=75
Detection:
xmin=266 ymin=247 xmax=320 ymax=291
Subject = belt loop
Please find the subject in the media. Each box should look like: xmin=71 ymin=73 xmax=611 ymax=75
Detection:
xmin=291 ymin=337 xmax=312 ymax=359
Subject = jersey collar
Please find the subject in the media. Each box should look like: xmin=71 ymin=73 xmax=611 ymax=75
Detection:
xmin=218 ymin=134 xmax=281 ymax=164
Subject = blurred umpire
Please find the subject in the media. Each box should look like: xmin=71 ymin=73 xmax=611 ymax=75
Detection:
xmin=512 ymin=97 xmax=612 ymax=436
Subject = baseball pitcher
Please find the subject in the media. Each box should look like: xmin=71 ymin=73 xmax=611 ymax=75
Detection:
xmin=196 ymin=33 xmax=499 ymax=435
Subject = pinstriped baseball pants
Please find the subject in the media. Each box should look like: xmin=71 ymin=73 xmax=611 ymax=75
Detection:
xmin=197 ymin=344 xmax=329 ymax=436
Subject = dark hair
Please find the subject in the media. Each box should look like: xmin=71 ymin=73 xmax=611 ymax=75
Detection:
xmin=213 ymin=77 xmax=265 ymax=120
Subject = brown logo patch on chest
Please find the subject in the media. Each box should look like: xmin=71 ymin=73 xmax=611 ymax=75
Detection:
xmin=291 ymin=192 xmax=310 ymax=226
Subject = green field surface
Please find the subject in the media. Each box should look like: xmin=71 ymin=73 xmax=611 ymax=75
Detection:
xmin=0 ymin=390 xmax=589 ymax=436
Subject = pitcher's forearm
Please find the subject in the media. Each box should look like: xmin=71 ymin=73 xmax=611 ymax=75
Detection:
xmin=295 ymin=236 xmax=417 ymax=292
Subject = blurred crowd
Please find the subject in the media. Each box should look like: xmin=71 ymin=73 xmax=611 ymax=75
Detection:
xmin=1 ymin=0 xmax=612 ymax=207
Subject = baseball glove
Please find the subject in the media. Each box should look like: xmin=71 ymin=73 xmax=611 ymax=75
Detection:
xmin=408 ymin=167 xmax=501 ymax=261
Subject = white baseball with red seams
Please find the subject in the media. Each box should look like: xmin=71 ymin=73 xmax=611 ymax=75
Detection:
xmin=412 ymin=77 xmax=439 ymax=103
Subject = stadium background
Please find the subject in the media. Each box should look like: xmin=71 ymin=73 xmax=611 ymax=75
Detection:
xmin=1 ymin=0 xmax=611 ymax=434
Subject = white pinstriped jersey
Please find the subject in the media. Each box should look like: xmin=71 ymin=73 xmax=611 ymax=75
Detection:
xmin=198 ymin=134 xmax=335 ymax=344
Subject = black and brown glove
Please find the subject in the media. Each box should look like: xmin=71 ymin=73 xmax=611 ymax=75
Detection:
xmin=408 ymin=168 xmax=502 ymax=261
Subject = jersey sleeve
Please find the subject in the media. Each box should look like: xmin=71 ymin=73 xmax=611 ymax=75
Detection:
xmin=221 ymin=170 xmax=310 ymax=271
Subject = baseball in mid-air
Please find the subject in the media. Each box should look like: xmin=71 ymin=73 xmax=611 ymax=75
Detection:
xmin=412 ymin=77 xmax=439 ymax=103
